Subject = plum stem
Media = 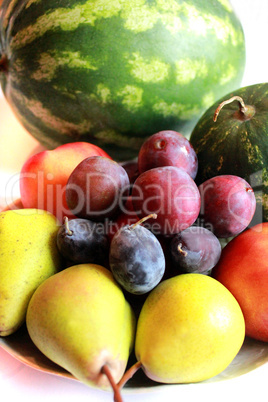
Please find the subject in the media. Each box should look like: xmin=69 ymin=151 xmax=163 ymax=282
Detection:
xmin=117 ymin=361 xmax=143 ymax=389
xmin=178 ymin=243 xmax=188 ymax=257
xmin=101 ymin=365 xmax=123 ymax=402
xmin=63 ymin=216 xmax=73 ymax=236
xmin=154 ymin=139 xmax=166 ymax=150
xmin=130 ymin=213 xmax=157 ymax=230
xmin=213 ymin=95 xmax=255 ymax=122
xmin=0 ymin=55 xmax=8 ymax=73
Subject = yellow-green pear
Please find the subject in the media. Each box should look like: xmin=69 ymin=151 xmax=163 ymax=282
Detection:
xmin=26 ymin=264 xmax=136 ymax=389
xmin=134 ymin=274 xmax=245 ymax=384
xmin=0 ymin=209 xmax=62 ymax=336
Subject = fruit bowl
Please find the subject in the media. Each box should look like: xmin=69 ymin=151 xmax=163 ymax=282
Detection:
xmin=0 ymin=325 xmax=268 ymax=391
xmin=0 ymin=324 xmax=267 ymax=391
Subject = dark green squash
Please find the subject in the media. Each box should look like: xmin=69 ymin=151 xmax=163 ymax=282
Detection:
xmin=190 ymin=82 xmax=268 ymax=222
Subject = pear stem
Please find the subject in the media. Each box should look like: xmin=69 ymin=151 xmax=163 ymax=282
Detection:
xmin=64 ymin=216 xmax=73 ymax=236
xmin=117 ymin=361 xmax=142 ymax=389
xmin=101 ymin=365 xmax=123 ymax=402
xmin=130 ymin=214 xmax=157 ymax=230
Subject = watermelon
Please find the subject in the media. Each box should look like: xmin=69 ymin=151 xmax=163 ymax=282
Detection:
xmin=0 ymin=0 xmax=245 ymax=159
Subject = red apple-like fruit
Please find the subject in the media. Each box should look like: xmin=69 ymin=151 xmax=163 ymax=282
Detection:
xmin=20 ymin=142 xmax=111 ymax=223
xmin=213 ymin=222 xmax=268 ymax=342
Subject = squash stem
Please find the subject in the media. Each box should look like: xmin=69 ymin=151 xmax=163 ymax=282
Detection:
xmin=213 ymin=95 xmax=255 ymax=122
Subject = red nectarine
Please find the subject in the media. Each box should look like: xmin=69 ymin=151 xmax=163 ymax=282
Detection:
xmin=20 ymin=142 xmax=111 ymax=223
xmin=213 ymin=223 xmax=268 ymax=342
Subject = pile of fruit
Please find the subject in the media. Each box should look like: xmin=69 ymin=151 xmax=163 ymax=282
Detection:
xmin=0 ymin=0 xmax=267 ymax=399
xmin=1 ymin=101 xmax=268 ymax=400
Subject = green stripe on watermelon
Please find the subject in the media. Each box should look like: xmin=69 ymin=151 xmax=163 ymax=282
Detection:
xmin=0 ymin=0 xmax=246 ymax=159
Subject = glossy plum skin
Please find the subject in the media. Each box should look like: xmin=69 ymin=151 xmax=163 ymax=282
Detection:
xmin=57 ymin=218 xmax=109 ymax=265
xmin=109 ymin=224 xmax=165 ymax=295
xmin=198 ymin=175 xmax=256 ymax=238
xmin=131 ymin=166 xmax=201 ymax=235
xmin=138 ymin=130 xmax=198 ymax=179
xmin=66 ymin=156 xmax=130 ymax=221
xmin=170 ymin=226 xmax=222 ymax=275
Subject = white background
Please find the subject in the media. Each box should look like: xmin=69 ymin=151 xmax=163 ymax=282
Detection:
xmin=0 ymin=1 xmax=268 ymax=401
